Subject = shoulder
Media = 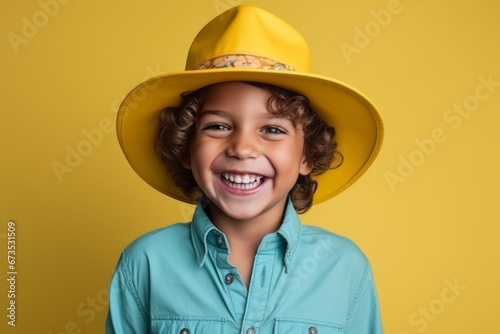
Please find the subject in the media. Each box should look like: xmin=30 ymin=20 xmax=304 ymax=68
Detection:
xmin=299 ymin=224 xmax=370 ymax=269
xmin=297 ymin=225 xmax=376 ymax=299
xmin=121 ymin=223 xmax=192 ymax=265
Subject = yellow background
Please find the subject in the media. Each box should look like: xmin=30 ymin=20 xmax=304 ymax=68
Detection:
xmin=1 ymin=0 xmax=499 ymax=333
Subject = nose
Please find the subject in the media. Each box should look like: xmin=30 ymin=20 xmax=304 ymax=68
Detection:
xmin=226 ymin=129 xmax=260 ymax=160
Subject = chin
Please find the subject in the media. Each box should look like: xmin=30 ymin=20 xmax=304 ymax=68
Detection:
xmin=223 ymin=207 xmax=263 ymax=221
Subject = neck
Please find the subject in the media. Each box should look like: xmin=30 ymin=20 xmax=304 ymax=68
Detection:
xmin=206 ymin=202 xmax=284 ymax=253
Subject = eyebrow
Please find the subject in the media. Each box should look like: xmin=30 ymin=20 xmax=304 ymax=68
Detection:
xmin=199 ymin=109 xmax=228 ymax=117
xmin=199 ymin=108 xmax=290 ymax=120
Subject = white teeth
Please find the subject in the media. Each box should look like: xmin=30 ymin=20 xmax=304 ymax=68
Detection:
xmin=221 ymin=173 xmax=264 ymax=190
xmin=222 ymin=173 xmax=262 ymax=184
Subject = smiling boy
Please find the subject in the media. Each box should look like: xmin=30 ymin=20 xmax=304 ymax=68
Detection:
xmin=107 ymin=5 xmax=384 ymax=334
xmin=181 ymin=82 xmax=316 ymax=286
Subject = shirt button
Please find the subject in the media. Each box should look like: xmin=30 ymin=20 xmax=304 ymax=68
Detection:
xmin=246 ymin=327 xmax=256 ymax=334
xmin=225 ymin=273 xmax=234 ymax=285
xmin=216 ymin=236 xmax=223 ymax=246
xmin=180 ymin=329 xmax=190 ymax=334
xmin=308 ymin=326 xmax=318 ymax=334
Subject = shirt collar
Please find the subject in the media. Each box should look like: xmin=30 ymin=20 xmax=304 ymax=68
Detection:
xmin=190 ymin=197 xmax=302 ymax=272
xmin=277 ymin=198 xmax=302 ymax=272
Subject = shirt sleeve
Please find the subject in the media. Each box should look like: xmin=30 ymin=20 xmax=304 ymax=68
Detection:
xmin=345 ymin=262 xmax=383 ymax=334
xmin=105 ymin=253 xmax=151 ymax=334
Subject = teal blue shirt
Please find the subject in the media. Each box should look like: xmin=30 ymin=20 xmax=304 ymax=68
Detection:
xmin=106 ymin=199 xmax=383 ymax=333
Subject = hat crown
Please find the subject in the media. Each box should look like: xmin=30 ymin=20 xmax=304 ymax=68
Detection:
xmin=186 ymin=5 xmax=312 ymax=72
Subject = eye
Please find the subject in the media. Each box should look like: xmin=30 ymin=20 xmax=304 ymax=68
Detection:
xmin=262 ymin=125 xmax=286 ymax=135
xmin=202 ymin=123 xmax=230 ymax=131
xmin=199 ymin=122 xmax=232 ymax=138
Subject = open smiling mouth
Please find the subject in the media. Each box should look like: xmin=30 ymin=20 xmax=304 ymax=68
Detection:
xmin=221 ymin=172 xmax=265 ymax=190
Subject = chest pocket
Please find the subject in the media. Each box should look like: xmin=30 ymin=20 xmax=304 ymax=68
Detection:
xmin=274 ymin=318 xmax=344 ymax=334
xmin=151 ymin=316 xmax=227 ymax=334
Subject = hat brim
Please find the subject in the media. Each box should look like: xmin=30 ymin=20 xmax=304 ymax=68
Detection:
xmin=117 ymin=68 xmax=383 ymax=205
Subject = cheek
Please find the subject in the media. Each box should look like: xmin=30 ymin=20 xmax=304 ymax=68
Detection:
xmin=188 ymin=139 xmax=219 ymax=172
xmin=271 ymin=141 xmax=305 ymax=169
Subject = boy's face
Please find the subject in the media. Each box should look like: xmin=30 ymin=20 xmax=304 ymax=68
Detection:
xmin=183 ymin=82 xmax=312 ymax=225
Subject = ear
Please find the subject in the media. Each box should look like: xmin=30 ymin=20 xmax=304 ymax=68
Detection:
xmin=181 ymin=155 xmax=192 ymax=170
xmin=299 ymin=155 xmax=313 ymax=176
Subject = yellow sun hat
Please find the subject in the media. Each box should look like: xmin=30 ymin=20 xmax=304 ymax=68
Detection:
xmin=117 ymin=5 xmax=384 ymax=205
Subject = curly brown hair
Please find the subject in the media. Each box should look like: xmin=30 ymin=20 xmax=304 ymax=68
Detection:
xmin=156 ymin=82 xmax=338 ymax=213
